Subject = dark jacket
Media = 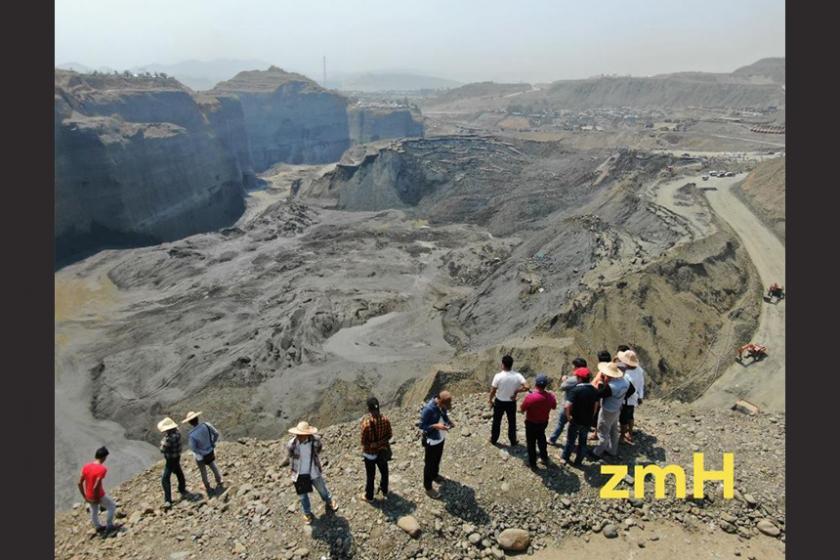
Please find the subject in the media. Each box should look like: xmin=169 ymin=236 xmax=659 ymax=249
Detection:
xmin=160 ymin=430 xmax=182 ymax=461
xmin=419 ymin=398 xmax=451 ymax=441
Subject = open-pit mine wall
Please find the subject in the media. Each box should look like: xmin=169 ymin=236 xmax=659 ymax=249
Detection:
xmin=55 ymin=68 xmax=428 ymax=265
xmin=54 ymin=71 xmax=256 ymax=266
xmin=348 ymin=106 xmax=424 ymax=144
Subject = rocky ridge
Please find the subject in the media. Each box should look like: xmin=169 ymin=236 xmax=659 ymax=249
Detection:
xmin=54 ymin=393 xmax=785 ymax=560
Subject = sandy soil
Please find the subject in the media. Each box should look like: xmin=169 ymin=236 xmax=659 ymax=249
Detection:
xmin=531 ymin=520 xmax=784 ymax=560
xmin=54 ymin=271 xmax=160 ymax=509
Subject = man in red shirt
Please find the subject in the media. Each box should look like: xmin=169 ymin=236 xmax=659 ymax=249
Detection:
xmin=78 ymin=447 xmax=117 ymax=534
xmin=520 ymin=374 xmax=557 ymax=469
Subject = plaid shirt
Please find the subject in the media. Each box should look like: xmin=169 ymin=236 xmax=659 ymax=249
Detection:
xmin=160 ymin=430 xmax=182 ymax=461
xmin=360 ymin=413 xmax=392 ymax=454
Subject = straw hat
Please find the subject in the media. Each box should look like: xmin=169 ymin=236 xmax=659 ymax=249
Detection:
xmin=157 ymin=417 xmax=178 ymax=432
xmin=597 ymin=361 xmax=624 ymax=379
xmin=181 ymin=411 xmax=202 ymax=424
xmin=288 ymin=421 xmax=318 ymax=435
xmin=617 ymin=350 xmax=640 ymax=368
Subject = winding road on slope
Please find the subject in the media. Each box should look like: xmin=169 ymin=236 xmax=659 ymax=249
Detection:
xmin=696 ymin=170 xmax=786 ymax=412
xmin=651 ymin=165 xmax=785 ymax=412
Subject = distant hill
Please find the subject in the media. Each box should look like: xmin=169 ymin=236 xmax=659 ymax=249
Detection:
xmin=210 ymin=65 xmax=322 ymax=94
xmin=331 ymin=71 xmax=460 ymax=92
xmin=423 ymin=58 xmax=785 ymax=112
xmin=56 ymin=62 xmax=116 ymax=74
xmin=56 ymin=61 xmax=91 ymax=73
xmin=131 ymin=59 xmax=273 ymax=91
xmin=732 ymin=57 xmax=785 ymax=85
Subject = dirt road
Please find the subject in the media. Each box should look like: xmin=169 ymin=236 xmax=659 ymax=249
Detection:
xmin=649 ymin=168 xmax=785 ymax=411
xmin=696 ymin=173 xmax=786 ymax=412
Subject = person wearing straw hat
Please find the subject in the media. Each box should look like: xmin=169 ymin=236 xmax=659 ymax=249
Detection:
xmin=183 ymin=411 xmax=223 ymax=497
xmin=590 ymin=361 xmax=630 ymax=460
xmin=286 ymin=421 xmax=338 ymax=524
xmin=618 ymin=349 xmax=645 ymax=445
xmin=158 ymin=417 xmax=190 ymax=508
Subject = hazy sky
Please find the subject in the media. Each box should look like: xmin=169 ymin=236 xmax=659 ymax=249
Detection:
xmin=55 ymin=0 xmax=785 ymax=83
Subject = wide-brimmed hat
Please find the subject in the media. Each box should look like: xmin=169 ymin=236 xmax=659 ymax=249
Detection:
xmin=289 ymin=421 xmax=318 ymax=435
xmin=617 ymin=350 xmax=640 ymax=368
xmin=181 ymin=411 xmax=202 ymax=424
xmin=157 ymin=417 xmax=178 ymax=432
xmin=597 ymin=361 xmax=624 ymax=379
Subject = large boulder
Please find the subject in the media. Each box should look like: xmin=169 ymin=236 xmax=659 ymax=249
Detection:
xmin=497 ymin=528 xmax=530 ymax=552
xmin=397 ymin=515 xmax=421 ymax=538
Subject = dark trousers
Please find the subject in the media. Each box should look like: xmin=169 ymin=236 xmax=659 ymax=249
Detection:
xmin=525 ymin=420 xmax=549 ymax=466
xmin=490 ymin=399 xmax=518 ymax=444
xmin=364 ymin=454 xmax=389 ymax=500
xmin=162 ymin=458 xmax=186 ymax=502
xmin=562 ymin=422 xmax=589 ymax=464
xmin=423 ymin=441 xmax=445 ymax=490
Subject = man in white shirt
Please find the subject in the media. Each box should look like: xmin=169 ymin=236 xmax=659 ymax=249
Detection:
xmin=617 ymin=349 xmax=645 ymax=445
xmin=489 ymin=355 xmax=529 ymax=447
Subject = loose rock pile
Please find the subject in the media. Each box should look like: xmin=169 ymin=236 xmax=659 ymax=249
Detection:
xmin=55 ymin=394 xmax=784 ymax=559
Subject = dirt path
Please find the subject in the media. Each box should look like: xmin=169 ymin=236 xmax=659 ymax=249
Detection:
xmin=695 ymin=175 xmax=786 ymax=412
xmin=648 ymin=168 xmax=785 ymax=411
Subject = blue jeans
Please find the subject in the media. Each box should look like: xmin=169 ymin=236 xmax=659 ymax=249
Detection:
xmin=562 ymin=422 xmax=589 ymax=463
xmin=549 ymin=410 xmax=568 ymax=443
xmin=298 ymin=476 xmax=332 ymax=515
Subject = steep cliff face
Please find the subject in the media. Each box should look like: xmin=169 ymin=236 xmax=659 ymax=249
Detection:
xmin=55 ymin=71 xmax=254 ymax=265
xmin=347 ymin=106 xmax=424 ymax=144
xmin=212 ymin=66 xmax=350 ymax=170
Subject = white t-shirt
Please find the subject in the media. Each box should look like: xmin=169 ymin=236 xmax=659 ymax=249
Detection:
xmin=624 ymin=366 xmax=645 ymax=406
xmin=297 ymin=440 xmax=322 ymax=479
xmin=492 ymin=370 xmax=527 ymax=401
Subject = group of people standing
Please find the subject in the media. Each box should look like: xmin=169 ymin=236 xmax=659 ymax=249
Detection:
xmin=489 ymin=348 xmax=646 ymax=468
xmin=77 ymin=347 xmax=645 ymax=532
xmin=77 ymin=410 xmax=224 ymax=534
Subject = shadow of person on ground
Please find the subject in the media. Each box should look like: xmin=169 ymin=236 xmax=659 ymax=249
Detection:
xmin=511 ymin=447 xmax=582 ymax=495
xmin=438 ymin=478 xmax=490 ymax=524
xmin=579 ymin=430 xmax=668 ymax=489
xmin=310 ymin=510 xmax=354 ymax=558
xmin=369 ymin=491 xmax=416 ymax=520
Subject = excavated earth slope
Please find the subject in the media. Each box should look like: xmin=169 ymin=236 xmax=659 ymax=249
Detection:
xmin=55 ymin=136 xmax=769 ymax=512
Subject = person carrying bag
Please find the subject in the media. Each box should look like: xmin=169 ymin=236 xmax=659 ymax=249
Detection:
xmin=287 ymin=421 xmax=338 ymax=524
